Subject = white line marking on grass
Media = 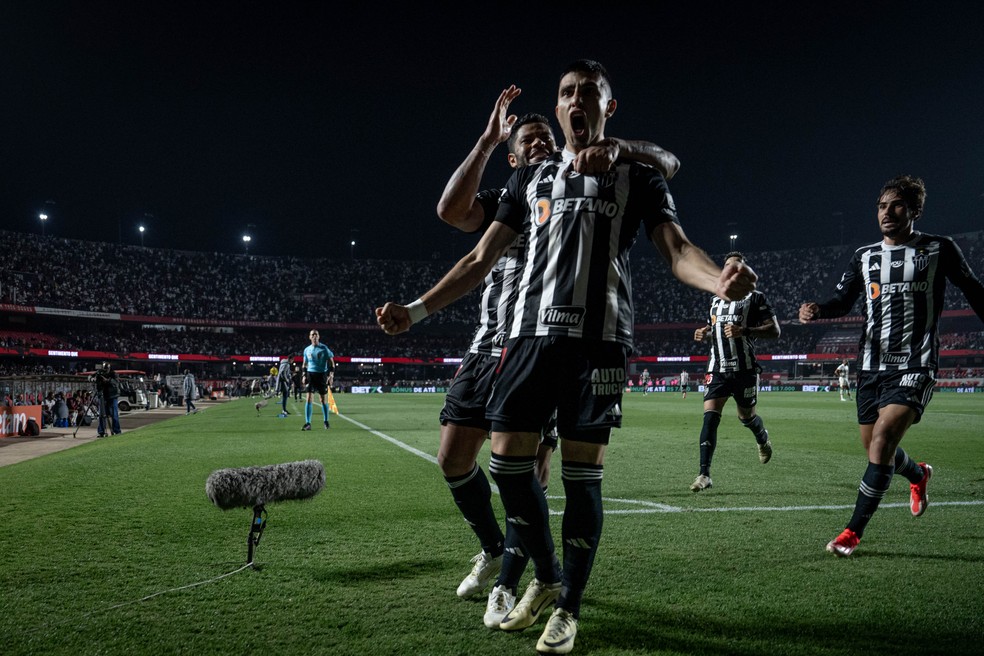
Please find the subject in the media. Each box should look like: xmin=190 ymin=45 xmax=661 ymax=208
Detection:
xmin=600 ymin=500 xmax=984 ymax=515
xmin=340 ymin=414 xmax=984 ymax=515
xmin=339 ymin=413 xmax=438 ymax=465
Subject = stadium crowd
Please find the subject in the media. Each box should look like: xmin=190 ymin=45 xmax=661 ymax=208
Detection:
xmin=2 ymin=229 xmax=983 ymax=361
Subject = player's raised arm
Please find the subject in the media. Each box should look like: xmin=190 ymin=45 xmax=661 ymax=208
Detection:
xmin=649 ymin=222 xmax=757 ymax=300
xmin=376 ymin=221 xmax=519 ymax=335
xmin=798 ymin=302 xmax=821 ymax=323
xmin=573 ymin=138 xmax=681 ymax=179
xmin=436 ymin=85 xmax=521 ymax=233
xmin=800 ymin=252 xmax=864 ymax=322
xmin=942 ymin=237 xmax=984 ymax=320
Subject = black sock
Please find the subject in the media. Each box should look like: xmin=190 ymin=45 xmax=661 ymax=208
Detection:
xmin=557 ymin=462 xmax=604 ymax=618
xmin=496 ymin=517 xmax=529 ymax=593
xmin=740 ymin=414 xmax=768 ymax=444
xmin=893 ymin=447 xmax=924 ymax=484
xmin=846 ymin=462 xmax=894 ymax=538
xmin=699 ymin=411 xmax=721 ymax=476
xmin=489 ymin=453 xmax=560 ymax=584
xmin=445 ymin=464 xmax=503 ymax=557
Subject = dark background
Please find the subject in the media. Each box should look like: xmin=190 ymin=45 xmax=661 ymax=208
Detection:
xmin=2 ymin=1 xmax=982 ymax=261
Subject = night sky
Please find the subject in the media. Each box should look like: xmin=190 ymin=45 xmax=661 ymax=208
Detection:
xmin=2 ymin=1 xmax=983 ymax=262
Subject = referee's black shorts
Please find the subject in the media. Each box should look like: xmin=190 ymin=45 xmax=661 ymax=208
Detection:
xmin=305 ymin=371 xmax=329 ymax=395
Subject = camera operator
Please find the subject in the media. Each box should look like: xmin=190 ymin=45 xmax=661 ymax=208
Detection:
xmin=92 ymin=362 xmax=122 ymax=437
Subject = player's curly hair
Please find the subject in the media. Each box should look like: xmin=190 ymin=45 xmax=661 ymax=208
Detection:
xmin=724 ymin=251 xmax=745 ymax=263
xmin=879 ymin=175 xmax=926 ymax=217
xmin=507 ymin=112 xmax=553 ymax=154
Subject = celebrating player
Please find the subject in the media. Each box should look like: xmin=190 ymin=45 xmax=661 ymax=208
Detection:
xmin=800 ymin=175 xmax=984 ymax=557
xmin=690 ymin=252 xmax=779 ymax=492
xmin=378 ymin=60 xmax=756 ymax=654
xmin=434 ymin=84 xmax=681 ymax=630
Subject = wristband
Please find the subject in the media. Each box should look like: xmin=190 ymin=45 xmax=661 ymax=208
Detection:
xmin=406 ymin=299 xmax=429 ymax=325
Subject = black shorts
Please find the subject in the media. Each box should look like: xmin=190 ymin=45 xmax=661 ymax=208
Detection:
xmin=856 ymin=369 xmax=935 ymax=425
xmin=488 ymin=336 xmax=628 ymax=444
xmin=305 ymin=371 xmax=329 ymax=395
xmin=703 ymin=370 xmax=759 ymax=408
xmin=541 ymin=409 xmax=559 ymax=450
xmin=440 ymin=352 xmax=498 ymax=431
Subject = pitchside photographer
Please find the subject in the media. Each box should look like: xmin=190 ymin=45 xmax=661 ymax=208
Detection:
xmin=92 ymin=362 xmax=122 ymax=437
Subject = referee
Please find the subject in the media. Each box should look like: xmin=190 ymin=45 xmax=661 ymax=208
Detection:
xmin=301 ymin=329 xmax=335 ymax=430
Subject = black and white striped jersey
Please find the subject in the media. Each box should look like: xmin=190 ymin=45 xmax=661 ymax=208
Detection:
xmin=493 ymin=151 xmax=678 ymax=347
xmin=817 ymin=232 xmax=984 ymax=372
xmin=464 ymin=189 xmax=526 ymax=357
xmin=705 ymin=291 xmax=776 ymax=373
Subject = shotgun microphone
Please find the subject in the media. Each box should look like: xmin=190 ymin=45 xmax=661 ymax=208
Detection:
xmin=205 ymin=460 xmax=325 ymax=565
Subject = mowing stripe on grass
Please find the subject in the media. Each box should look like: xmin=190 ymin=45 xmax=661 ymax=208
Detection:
xmin=339 ymin=412 xmax=984 ymax=517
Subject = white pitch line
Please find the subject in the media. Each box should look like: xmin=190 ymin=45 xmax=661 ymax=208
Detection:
xmin=602 ymin=500 xmax=984 ymax=515
xmin=339 ymin=413 xmax=438 ymax=465
xmin=339 ymin=413 xmax=984 ymax=515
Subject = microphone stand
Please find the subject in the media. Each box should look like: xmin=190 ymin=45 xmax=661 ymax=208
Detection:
xmin=247 ymin=504 xmax=267 ymax=567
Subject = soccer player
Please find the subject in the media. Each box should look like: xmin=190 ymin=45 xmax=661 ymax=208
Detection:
xmin=800 ymin=175 xmax=984 ymax=557
xmin=679 ymin=370 xmax=690 ymax=399
xmin=276 ymin=355 xmax=293 ymax=417
xmin=435 ymin=85 xmax=681 ymax=629
xmin=378 ymin=60 xmax=756 ymax=654
xmin=301 ymin=329 xmax=335 ymax=430
xmin=835 ymin=358 xmax=852 ymax=401
xmin=690 ymin=252 xmax=779 ymax=492
xmin=638 ymin=368 xmax=651 ymax=395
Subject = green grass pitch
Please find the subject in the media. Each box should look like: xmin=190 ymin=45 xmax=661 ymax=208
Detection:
xmin=1 ymin=391 xmax=981 ymax=655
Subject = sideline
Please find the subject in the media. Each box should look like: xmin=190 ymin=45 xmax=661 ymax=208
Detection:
xmin=0 ymin=401 xmax=220 ymax=468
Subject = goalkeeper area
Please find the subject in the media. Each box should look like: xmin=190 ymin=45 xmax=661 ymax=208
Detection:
xmin=1 ymin=391 xmax=981 ymax=655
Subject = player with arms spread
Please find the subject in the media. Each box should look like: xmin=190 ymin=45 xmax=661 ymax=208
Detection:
xmin=378 ymin=60 xmax=756 ymax=654
xmin=435 ymin=84 xmax=681 ymax=629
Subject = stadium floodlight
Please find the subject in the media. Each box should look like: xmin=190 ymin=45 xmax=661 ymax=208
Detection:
xmin=138 ymin=224 xmax=146 ymax=247
xmin=729 ymin=233 xmax=738 ymax=250
xmin=242 ymin=233 xmax=252 ymax=254
xmin=39 ymin=213 xmax=48 ymax=236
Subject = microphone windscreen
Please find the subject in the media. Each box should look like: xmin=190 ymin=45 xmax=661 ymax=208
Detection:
xmin=206 ymin=460 xmax=325 ymax=510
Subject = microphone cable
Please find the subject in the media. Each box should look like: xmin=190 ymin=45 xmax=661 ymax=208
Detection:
xmin=22 ymin=561 xmax=255 ymax=636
